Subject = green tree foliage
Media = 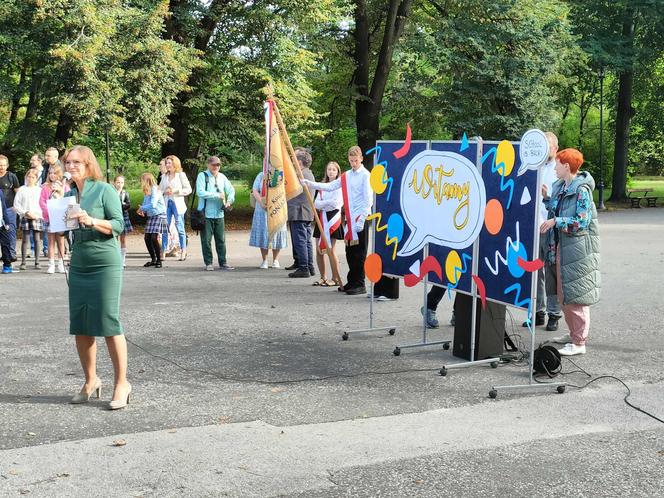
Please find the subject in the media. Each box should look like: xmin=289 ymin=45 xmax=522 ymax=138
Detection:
xmin=0 ymin=0 xmax=661 ymax=188
xmin=0 ymin=0 xmax=197 ymax=169
xmin=569 ymin=0 xmax=664 ymax=200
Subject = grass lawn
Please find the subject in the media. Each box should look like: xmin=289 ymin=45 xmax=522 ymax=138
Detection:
xmin=594 ymin=176 xmax=664 ymax=207
xmin=126 ymin=181 xmax=254 ymax=230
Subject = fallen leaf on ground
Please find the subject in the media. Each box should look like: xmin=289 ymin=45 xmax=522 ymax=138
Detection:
xmin=19 ymin=490 xmax=30 ymax=495
xmin=658 ymin=450 xmax=664 ymax=457
xmin=167 ymin=429 xmax=177 ymax=433
xmin=270 ymin=387 xmax=284 ymax=393
xmin=218 ymin=416 xmax=231 ymax=424
xmin=26 ymin=432 xmax=36 ymax=437
xmin=112 ymin=439 xmax=127 ymax=447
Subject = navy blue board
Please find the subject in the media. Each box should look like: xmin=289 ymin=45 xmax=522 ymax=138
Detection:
xmin=477 ymin=141 xmax=539 ymax=311
xmin=427 ymin=141 xmax=477 ymax=294
xmin=372 ymin=141 xmax=428 ymax=278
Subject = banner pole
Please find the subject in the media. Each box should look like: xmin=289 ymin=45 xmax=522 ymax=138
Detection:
xmin=270 ymin=100 xmax=342 ymax=285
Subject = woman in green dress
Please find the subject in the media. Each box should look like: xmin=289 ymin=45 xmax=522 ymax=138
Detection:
xmin=64 ymin=145 xmax=131 ymax=410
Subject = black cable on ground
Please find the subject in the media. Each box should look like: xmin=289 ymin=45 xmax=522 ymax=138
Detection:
xmin=125 ymin=336 xmax=441 ymax=385
xmin=533 ymin=357 xmax=664 ymax=425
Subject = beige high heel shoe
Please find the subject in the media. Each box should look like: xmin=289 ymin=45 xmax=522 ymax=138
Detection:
xmin=70 ymin=378 xmax=102 ymax=404
xmin=108 ymin=383 xmax=132 ymax=410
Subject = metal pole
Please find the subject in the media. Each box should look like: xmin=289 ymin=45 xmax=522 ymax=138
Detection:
xmin=105 ymin=126 xmax=111 ymax=183
xmin=598 ymin=68 xmax=606 ymax=210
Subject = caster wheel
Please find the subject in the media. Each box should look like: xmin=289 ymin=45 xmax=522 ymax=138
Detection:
xmin=443 ymin=342 xmax=450 ymax=350
xmin=342 ymin=332 xmax=349 ymax=341
xmin=489 ymin=390 xmax=498 ymax=399
xmin=557 ymin=385 xmax=566 ymax=394
xmin=490 ymin=361 xmax=498 ymax=369
xmin=388 ymin=328 xmax=396 ymax=336
xmin=393 ymin=347 xmax=401 ymax=356
xmin=439 ymin=367 xmax=448 ymax=377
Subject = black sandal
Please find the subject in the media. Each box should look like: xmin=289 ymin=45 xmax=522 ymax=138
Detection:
xmin=155 ymin=260 xmax=163 ymax=268
xmin=144 ymin=261 xmax=156 ymax=267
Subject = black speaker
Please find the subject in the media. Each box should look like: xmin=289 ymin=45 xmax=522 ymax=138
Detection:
xmin=453 ymin=294 xmax=506 ymax=360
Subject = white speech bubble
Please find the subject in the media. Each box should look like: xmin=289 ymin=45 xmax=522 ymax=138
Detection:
xmin=398 ymin=150 xmax=486 ymax=257
xmin=517 ymin=129 xmax=549 ymax=176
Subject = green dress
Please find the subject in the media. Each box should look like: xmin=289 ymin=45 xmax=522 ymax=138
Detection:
xmin=67 ymin=180 xmax=125 ymax=336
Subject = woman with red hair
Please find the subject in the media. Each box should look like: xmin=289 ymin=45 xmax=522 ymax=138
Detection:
xmin=540 ymin=148 xmax=601 ymax=356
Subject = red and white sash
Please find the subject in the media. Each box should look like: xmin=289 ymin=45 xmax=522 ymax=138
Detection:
xmin=340 ymin=172 xmax=359 ymax=245
xmin=318 ymin=191 xmax=342 ymax=251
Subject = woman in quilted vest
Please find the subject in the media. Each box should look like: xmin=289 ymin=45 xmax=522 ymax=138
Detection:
xmin=540 ymin=148 xmax=600 ymax=356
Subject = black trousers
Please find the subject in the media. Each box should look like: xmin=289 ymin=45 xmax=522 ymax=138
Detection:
xmin=144 ymin=233 xmax=162 ymax=261
xmin=427 ymin=285 xmax=446 ymax=311
xmin=345 ymin=222 xmax=368 ymax=289
xmin=374 ymin=275 xmax=400 ymax=299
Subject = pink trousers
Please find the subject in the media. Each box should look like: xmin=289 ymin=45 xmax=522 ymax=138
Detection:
xmin=556 ymin=246 xmax=590 ymax=346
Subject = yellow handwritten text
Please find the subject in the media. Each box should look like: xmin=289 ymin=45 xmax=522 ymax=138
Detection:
xmin=408 ymin=163 xmax=471 ymax=230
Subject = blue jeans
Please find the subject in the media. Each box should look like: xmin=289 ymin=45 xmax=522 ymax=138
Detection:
xmin=290 ymin=221 xmax=313 ymax=271
xmin=537 ymin=236 xmax=561 ymax=317
xmin=162 ymin=200 xmax=186 ymax=251
xmin=1 ymin=225 xmax=16 ymax=265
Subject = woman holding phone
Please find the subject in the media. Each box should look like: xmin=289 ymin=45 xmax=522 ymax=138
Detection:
xmin=64 ymin=145 xmax=131 ymax=410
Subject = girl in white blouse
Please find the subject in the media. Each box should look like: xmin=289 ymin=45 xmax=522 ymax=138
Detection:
xmin=312 ymin=161 xmax=344 ymax=288
xmin=13 ymin=168 xmax=44 ymax=269
xmin=159 ymin=155 xmax=192 ymax=260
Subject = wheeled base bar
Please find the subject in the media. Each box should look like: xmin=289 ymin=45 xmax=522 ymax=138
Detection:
xmin=439 ymin=357 xmax=502 ymax=376
xmin=488 ymin=382 xmax=566 ymax=399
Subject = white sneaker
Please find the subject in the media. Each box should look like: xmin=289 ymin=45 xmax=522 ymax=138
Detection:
xmin=551 ymin=334 xmax=572 ymax=344
xmin=558 ymin=343 xmax=586 ymax=356
xmin=272 ymin=260 xmax=281 ymax=269
xmin=205 ymin=265 xmax=215 ymax=271
xmin=57 ymin=260 xmax=65 ymax=273
xmin=46 ymin=262 xmax=55 ymax=274
xmin=259 ymin=260 xmax=269 ymax=269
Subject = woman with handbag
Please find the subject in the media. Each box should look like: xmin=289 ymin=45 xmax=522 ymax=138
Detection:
xmin=159 ymin=155 xmax=192 ymax=261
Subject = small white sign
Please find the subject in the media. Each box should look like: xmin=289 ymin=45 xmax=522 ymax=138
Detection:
xmin=518 ymin=129 xmax=549 ymax=175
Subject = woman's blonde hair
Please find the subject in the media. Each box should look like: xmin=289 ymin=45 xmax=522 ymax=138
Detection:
xmin=165 ymin=155 xmax=183 ymax=173
xmin=63 ymin=146 xmax=103 ymax=181
xmin=46 ymin=164 xmax=64 ymax=186
xmin=322 ymin=161 xmax=341 ymax=183
xmin=140 ymin=172 xmax=157 ymax=194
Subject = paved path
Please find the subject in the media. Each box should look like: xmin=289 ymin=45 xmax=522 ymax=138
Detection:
xmin=1 ymin=209 xmax=663 ymax=496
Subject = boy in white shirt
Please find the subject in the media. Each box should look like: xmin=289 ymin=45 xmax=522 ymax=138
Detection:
xmin=303 ymin=146 xmax=372 ymax=295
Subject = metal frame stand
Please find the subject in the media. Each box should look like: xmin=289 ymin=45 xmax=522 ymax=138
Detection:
xmin=438 ymin=138 xmax=500 ymax=374
xmin=487 ymin=155 xmax=565 ymax=398
xmin=393 ymin=245 xmax=451 ymax=356
xmin=488 ymin=325 xmax=566 ymax=398
xmin=341 ymin=279 xmax=397 ymax=340
xmin=342 ymin=204 xmax=397 ymax=341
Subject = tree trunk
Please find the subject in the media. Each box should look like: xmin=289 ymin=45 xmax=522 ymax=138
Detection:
xmin=353 ymin=0 xmax=413 ymax=167
xmin=24 ymin=70 xmax=41 ymax=122
xmin=609 ymin=11 xmax=635 ymax=203
xmin=8 ymin=68 xmax=27 ymax=131
xmin=161 ymin=0 xmax=228 ymax=169
xmin=609 ymin=69 xmax=634 ymax=202
xmin=54 ymin=110 xmax=74 ymax=149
